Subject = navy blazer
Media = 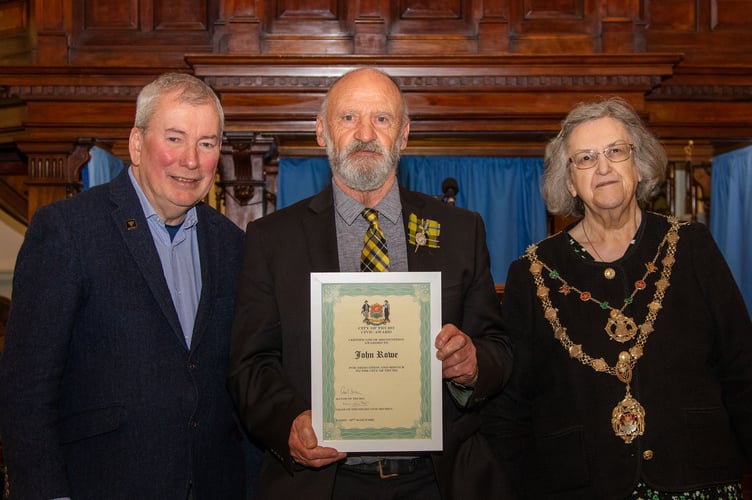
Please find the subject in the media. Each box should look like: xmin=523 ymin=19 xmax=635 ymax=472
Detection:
xmin=228 ymin=184 xmax=515 ymax=500
xmin=0 ymin=169 xmax=248 ymax=499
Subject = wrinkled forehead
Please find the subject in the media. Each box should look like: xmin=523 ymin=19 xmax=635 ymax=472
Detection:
xmin=568 ymin=116 xmax=630 ymax=149
xmin=327 ymin=70 xmax=404 ymax=116
xmin=148 ymin=93 xmax=222 ymax=135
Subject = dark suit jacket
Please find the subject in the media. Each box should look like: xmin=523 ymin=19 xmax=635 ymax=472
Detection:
xmin=228 ymin=184 xmax=514 ymax=500
xmin=0 ymin=169 xmax=248 ymax=500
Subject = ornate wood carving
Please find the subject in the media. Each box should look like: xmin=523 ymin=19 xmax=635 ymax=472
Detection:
xmin=217 ymin=133 xmax=276 ymax=228
xmin=22 ymin=143 xmax=90 ymax=218
xmin=191 ymin=54 xmax=679 ymax=144
xmin=1 ymin=0 xmax=751 ymax=224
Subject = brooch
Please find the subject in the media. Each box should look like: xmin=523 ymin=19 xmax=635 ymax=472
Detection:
xmin=408 ymin=213 xmax=440 ymax=253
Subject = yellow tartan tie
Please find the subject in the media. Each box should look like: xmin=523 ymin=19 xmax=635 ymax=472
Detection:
xmin=360 ymin=208 xmax=390 ymax=272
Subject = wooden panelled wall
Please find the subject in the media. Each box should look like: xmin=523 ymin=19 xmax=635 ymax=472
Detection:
xmin=0 ymin=0 xmax=751 ymax=227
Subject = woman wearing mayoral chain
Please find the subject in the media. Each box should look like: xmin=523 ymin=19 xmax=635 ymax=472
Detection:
xmin=482 ymin=97 xmax=752 ymax=499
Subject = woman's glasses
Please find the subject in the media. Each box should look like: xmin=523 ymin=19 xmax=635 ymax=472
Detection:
xmin=569 ymin=142 xmax=634 ymax=170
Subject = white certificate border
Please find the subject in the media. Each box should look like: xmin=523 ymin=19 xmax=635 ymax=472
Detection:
xmin=310 ymin=272 xmax=443 ymax=453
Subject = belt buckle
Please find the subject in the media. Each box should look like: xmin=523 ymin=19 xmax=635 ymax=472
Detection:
xmin=378 ymin=460 xmax=399 ymax=479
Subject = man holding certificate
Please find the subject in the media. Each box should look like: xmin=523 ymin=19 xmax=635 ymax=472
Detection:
xmin=229 ymin=68 xmax=514 ymax=499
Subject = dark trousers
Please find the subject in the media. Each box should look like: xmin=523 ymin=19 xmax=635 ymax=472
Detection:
xmin=332 ymin=458 xmax=441 ymax=500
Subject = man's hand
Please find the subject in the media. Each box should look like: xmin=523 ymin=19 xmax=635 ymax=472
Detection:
xmin=435 ymin=323 xmax=478 ymax=387
xmin=288 ymin=410 xmax=347 ymax=468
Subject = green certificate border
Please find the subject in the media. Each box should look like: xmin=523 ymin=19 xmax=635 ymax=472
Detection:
xmin=310 ymin=272 xmax=443 ymax=453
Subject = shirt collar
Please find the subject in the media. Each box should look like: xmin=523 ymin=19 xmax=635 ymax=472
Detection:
xmin=333 ymin=180 xmax=402 ymax=226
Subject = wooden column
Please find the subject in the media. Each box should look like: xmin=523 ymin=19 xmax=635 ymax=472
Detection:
xmin=33 ymin=0 xmax=71 ymax=64
xmin=214 ymin=0 xmax=261 ymax=53
xmin=354 ymin=0 xmax=386 ymax=54
xmin=216 ymin=133 xmax=275 ymax=230
xmin=478 ymin=0 xmax=509 ymax=53
xmin=600 ymin=0 xmax=646 ymax=52
xmin=22 ymin=143 xmax=90 ymax=220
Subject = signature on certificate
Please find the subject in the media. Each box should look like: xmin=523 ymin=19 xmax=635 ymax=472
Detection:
xmin=338 ymin=385 xmax=363 ymax=396
xmin=337 ymin=386 xmax=370 ymax=407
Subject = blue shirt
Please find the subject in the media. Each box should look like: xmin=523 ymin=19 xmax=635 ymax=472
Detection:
xmin=128 ymin=168 xmax=202 ymax=348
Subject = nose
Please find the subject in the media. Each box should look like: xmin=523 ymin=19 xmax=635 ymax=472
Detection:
xmin=182 ymin=145 xmax=199 ymax=169
xmin=354 ymin=119 xmax=377 ymax=143
xmin=595 ymin=152 xmax=611 ymax=173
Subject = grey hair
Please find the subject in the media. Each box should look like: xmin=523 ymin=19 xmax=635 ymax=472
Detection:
xmin=318 ymin=67 xmax=410 ymax=130
xmin=134 ymin=73 xmax=224 ymax=135
xmin=542 ymin=97 xmax=667 ymax=217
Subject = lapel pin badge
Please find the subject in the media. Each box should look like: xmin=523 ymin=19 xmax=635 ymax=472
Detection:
xmin=126 ymin=219 xmax=137 ymax=230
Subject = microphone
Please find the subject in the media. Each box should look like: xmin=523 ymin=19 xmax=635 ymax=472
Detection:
xmin=442 ymin=177 xmax=459 ymax=205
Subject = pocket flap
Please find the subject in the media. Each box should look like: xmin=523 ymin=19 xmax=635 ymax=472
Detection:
xmin=59 ymin=405 xmax=123 ymax=444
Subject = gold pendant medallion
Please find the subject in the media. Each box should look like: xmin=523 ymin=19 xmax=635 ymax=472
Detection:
xmin=605 ymin=313 xmax=638 ymax=343
xmin=611 ymin=393 xmax=646 ymax=444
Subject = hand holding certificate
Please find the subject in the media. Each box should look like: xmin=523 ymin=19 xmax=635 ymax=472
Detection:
xmin=310 ymin=272 xmax=443 ymax=453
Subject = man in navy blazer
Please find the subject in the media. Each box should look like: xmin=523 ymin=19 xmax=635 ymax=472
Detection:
xmin=0 ymin=73 xmax=250 ymax=499
xmin=228 ymin=68 xmax=514 ymax=499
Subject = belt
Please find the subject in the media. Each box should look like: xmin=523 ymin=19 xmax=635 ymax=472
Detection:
xmin=340 ymin=457 xmax=431 ymax=479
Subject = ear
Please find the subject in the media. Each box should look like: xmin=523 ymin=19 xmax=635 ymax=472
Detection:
xmin=315 ymin=116 xmax=326 ymax=147
xmin=128 ymin=127 xmax=143 ymax=167
xmin=566 ymin=177 xmax=577 ymax=198
xmin=399 ymin=119 xmax=410 ymax=151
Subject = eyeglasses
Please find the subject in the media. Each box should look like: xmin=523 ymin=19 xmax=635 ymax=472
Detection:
xmin=569 ymin=142 xmax=634 ymax=170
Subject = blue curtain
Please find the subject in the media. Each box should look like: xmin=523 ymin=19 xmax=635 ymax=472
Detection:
xmin=276 ymin=156 xmax=547 ymax=284
xmin=276 ymin=158 xmax=333 ymax=208
xmin=82 ymin=146 xmax=124 ymax=189
xmin=710 ymin=145 xmax=752 ymax=314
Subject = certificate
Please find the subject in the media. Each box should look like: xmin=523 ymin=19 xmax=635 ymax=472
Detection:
xmin=310 ymin=272 xmax=443 ymax=453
